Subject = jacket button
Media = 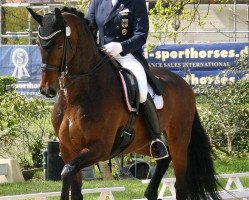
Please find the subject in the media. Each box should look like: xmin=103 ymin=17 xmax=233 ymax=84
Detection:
xmin=116 ymin=36 xmax=119 ymax=39
xmin=116 ymin=26 xmax=119 ymax=29
xmin=104 ymin=26 xmax=107 ymax=29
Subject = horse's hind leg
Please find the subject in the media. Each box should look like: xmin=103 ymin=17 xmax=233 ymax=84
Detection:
xmin=168 ymin=128 xmax=192 ymax=200
xmin=172 ymin=152 xmax=188 ymax=200
xmin=144 ymin=157 xmax=171 ymax=200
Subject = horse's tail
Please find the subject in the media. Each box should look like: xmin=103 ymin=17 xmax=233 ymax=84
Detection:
xmin=186 ymin=110 xmax=221 ymax=200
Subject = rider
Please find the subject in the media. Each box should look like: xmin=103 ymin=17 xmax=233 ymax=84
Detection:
xmin=87 ymin=0 xmax=168 ymax=160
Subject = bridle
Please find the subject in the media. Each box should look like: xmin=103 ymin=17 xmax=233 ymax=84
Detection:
xmin=39 ymin=26 xmax=71 ymax=73
xmin=39 ymin=24 xmax=110 ymax=89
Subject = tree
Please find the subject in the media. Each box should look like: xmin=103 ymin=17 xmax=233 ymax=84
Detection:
xmin=197 ymin=56 xmax=249 ymax=156
xmin=2 ymin=7 xmax=40 ymax=45
xmin=1 ymin=7 xmax=7 ymax=44
xmin=149 ymin=0 xmax=190 ymax=44
xmin=76 ymin=0 xmax=91 ymax=13
xmin=0 ymin=87 xmax=53 ymax=168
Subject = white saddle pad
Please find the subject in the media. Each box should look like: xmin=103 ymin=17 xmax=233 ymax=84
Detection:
xmin=119 ymin=71 xmax=164 ymax=111
xmin=148 ymin=84 xmax=164 ymax=110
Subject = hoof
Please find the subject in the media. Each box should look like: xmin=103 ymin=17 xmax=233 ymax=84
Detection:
xmin=144 ymin=188 xmax=158 ymax=200
xmin=61 ymin=164 xmax=76 ymax=179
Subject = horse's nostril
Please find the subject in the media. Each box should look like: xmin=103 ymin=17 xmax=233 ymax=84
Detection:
xmin=49 ymin=89 xmax=57 ymax=97
xmin=40 ymin=86 xmax=56 ymax=98
xmin=40 ymin=87 xmax=46 ymax=95
xmin=45 ymin=87 xmax=57 ymax=98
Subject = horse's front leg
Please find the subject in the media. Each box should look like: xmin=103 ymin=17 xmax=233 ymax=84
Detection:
xmin=144 ymin=156 xmax=171 ymax=200
xmin=60 ymin=173 xmax=71 ymax=200
xmin=60 ymin=141 xmax=104 ymax=200
xmin=60 ymin=169 xmax=83 ymax=200
xmin=71 ymin=172 xmax=83 ymax=200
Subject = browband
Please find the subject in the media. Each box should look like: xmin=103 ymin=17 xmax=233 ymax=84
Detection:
xmin=38 ymin=26 xmax=71 ymax=40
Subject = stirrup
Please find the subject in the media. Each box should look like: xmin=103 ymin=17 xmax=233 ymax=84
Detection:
xmin=150 ymin=139 xmax=169 ymax=160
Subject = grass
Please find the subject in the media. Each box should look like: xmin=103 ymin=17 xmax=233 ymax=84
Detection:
xmin=214 ymin=157 xmax=249 ymax=191
xmin=0 ymin=157 xmax=248 ymax=199
xmin=0 ymin=180 xmax=146 ymax=199
xmin=214 ymin=157 xmax=249 ymax=174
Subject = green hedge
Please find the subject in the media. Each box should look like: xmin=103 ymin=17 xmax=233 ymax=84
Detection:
xmin=0 ymin=76 xmax=16 ymax=95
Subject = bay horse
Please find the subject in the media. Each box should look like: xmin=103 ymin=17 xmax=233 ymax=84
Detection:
xmin=27 ymin=7 xmax=221 ymax=200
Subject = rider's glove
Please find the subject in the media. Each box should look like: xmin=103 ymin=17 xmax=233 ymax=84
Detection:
xmin=103 ymin=42 xmax=123 ymax=57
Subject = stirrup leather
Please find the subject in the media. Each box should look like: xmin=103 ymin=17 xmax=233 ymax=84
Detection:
xmin=150 ymin=139 xmax=169 ymax=160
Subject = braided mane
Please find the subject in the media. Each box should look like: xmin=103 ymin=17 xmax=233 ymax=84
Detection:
xmin=61 ymin=7 xmax=97 ymax=43
xmin=61 ymin=7 xmax=86 ymax=21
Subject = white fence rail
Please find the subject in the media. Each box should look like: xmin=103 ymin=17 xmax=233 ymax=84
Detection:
xmin=0 ymin=187 xmax=125 ymax=200
xmin=133 ymin=172 xmax=249 ymax=200
xmin=1 ymin=173 xmax=249 ymax=200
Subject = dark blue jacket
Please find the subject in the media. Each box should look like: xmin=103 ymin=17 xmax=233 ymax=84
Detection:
xmin=87 ymin=0 xmax=163 ymax=95
xmin=87 ymin=0 xmax=149 ymax=56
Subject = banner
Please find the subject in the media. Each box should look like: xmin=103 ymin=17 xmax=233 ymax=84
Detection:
xmin=0 ymin=45 xmax=41 ymax=97
xmin=144 ymin=42 xmax=249 ymax=86
xmin=0 ymin=43 xmax=248 ymax=98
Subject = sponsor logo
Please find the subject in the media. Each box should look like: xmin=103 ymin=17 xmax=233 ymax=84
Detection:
xmin=12 ymin=48 xmax=30 ymax=79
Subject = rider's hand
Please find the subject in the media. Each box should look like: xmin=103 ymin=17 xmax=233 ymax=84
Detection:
xmin=103 ymin=42 xmax=123 ymax=57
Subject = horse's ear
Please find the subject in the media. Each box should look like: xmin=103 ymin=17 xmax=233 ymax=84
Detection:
xmin=54 ymin=8 xmax=63 ymax=24
xmin=26 ymin=7 xmax=43 ymax=26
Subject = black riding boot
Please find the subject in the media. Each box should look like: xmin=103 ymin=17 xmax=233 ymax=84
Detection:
xmin=140 ymin=94 xmax=169 ymax=160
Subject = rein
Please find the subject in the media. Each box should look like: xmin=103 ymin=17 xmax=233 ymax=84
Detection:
xmin=39 ymin=25 xmax=111 ymax=89
xmin=60 ymin=54 xmax=110 ymax=89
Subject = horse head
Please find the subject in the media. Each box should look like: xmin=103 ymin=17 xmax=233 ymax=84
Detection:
xmin=27 ymin=7 xmax=89 ymax=97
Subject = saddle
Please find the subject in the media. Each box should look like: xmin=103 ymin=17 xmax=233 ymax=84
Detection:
xmin=118 ymin=68 xmax=140 ymax=113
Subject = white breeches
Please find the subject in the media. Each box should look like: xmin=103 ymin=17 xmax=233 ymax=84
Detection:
xmin=115 ymin=53 xmax=148 ymax=103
